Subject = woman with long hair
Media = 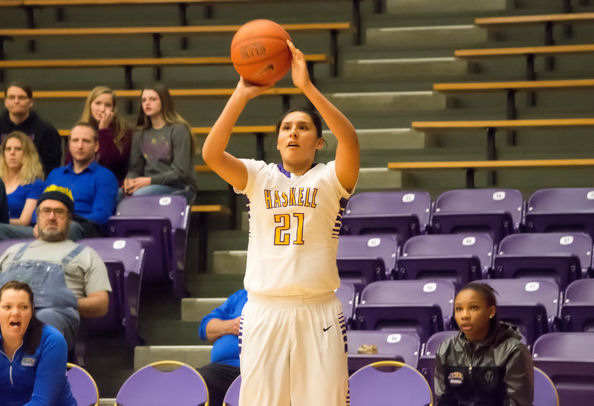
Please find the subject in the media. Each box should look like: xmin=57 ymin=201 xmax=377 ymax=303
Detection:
xmin=202 ymin=41 xmax=359 ymax=405
xmin=0 ymin=131 xmax=44 ymax=226
xmin=79 ymin=85 xmax=132 ymax=184
xmin=435 ymin=282 xmax=534 ymax=405
xmin=0 ymin=280 xmax=76 ymax=405
xmin=123 ymin=83 xmax=196 ymax=201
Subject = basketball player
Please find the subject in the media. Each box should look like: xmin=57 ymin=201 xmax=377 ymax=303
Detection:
xmin=202 ymin=41 xmax=359 ymax=405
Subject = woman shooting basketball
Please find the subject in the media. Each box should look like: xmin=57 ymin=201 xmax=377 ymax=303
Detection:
xmin=202 ymin=41 xmax=359 ymax=406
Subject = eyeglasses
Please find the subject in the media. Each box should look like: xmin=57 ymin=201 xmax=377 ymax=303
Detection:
xmin=6 ymin=95 xmax=30 ymax=101
xmin=38 ymin=207 xmax=68 ymax=217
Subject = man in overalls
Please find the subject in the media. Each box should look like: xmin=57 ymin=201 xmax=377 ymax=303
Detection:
xmin=0 ymin=186 xmax=111 ymax=349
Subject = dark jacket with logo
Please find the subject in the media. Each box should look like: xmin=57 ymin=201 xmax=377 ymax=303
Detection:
xmin=434 ymin=321 xmax=534 ymax=406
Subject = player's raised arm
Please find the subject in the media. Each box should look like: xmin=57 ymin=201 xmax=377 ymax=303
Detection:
xmin=202 ymin=78 xmax=271 ymax=190
xmin=287 ymin=41 xmax=359 ymax=193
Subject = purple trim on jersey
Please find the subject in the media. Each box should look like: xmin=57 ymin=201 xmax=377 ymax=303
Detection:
xmin=276 ymin=162 xmax=318 ymax=178
xmin=332 ymin=197 xmax=349 ymax=237
xmin=277 ymin=163 xmax=292 ymax=178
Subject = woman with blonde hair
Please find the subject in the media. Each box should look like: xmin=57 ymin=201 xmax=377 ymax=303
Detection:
xmin=79 ymin=85 xmax=132 ymax=184
xmin=0 ymin=131 xmax=44 ymax=225
xmin=123 ymin=83 xmax=196 ymax=202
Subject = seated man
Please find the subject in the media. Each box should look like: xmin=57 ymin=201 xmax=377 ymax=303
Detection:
xmin=198 ymin=289 xmax=247 ymax=406
xmin=0 ymin=187 xmax=111 ymax=349
xmin=0 ymin=82 xmax=62 ymax=176
xmin=0 ymin=122 xmax=118 ymax=240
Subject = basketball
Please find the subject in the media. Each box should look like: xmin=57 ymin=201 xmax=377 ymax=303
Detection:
xmin=230 ymin=19 xmax=292 ymax=85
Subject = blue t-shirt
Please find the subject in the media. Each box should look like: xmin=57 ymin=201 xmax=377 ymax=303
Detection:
xmin=198 ymin=289 xmax=247 ymax=367
xmin=45 ymin=162 xmax=118 ymax=225
xmin=0 ymin=324 xmax=76 ymax=406
xmin=7 ymin=179 xmax=44 ymax=221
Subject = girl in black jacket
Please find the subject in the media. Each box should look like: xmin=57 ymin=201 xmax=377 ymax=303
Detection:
xmin=435 ymin=282 xmax=534 ymax=406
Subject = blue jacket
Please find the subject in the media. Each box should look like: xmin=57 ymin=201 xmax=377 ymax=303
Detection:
xmin=199 ymin=289 xmax=247 ymax=368
xmin=0 ymin=324 xmax=76 ymax=406
xmin=45 ymin=161 xmax=118 ymax=225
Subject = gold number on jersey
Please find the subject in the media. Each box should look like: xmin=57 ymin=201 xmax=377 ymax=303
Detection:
xmin=274 ymin=213 xmax=305 ymax=245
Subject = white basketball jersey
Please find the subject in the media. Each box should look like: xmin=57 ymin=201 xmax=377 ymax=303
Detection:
xmin=237 ymin=159 xmax=352 ymax=297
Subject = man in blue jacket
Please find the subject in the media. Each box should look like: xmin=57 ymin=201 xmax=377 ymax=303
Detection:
xmin=0 ymin=122 xmax=118 ymax=240
xmin=198 ymin=289 xmax=247 ymax=406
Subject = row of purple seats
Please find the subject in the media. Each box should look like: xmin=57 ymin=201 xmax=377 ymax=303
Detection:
xmin=341 ymin=188 xmax=594 ymax=244
xmin=338 ymin=231 xmax=592 ymax=295
xmin=337 ymin=278 xmax=594 ymax=347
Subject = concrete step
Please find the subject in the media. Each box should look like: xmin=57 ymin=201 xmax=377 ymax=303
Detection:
xmin=385 ymin=0 xmax=509 ymax=14
xmin=327 ymin=91 xmax=447 ymax=113
xmin=366 ymin=25 xmax=487 ymax=48
xmin=325 ymin=128 xmax=430 ymax=150
xmin=134 ymin=345 xmax=212 ymax=370
xmin=213 ymin=250 xmax=248 ymax=275
xmin=343 ymin=57 xmax=469 ymax=79
xmin=181 ymin=297 xmax=226 ymax=322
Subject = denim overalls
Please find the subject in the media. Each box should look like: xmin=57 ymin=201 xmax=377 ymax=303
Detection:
xmin=0 ymin=242 xmax=83 ymax=347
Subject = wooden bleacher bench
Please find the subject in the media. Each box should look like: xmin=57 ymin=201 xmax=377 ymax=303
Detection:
xmin=0 ymin=55 xmax=330 ymax=88
xmin=455 ymin=44 xmax=594 ymax=81
xmin=411 ymin=118 xmax=594 ymax=163
xmin=433 ymin=79 xmax=594 ymax=119
xmin=0 ymin=23 xmax=350 ymax=75
xmin=388 ymin=158 xmax=594 ymax=188
xmin=455 ymin=43 xmax=594 ymax=59
xmin=433 ymin=78 xmax=594 ymax=93
xmin=475 ymin=13 xmax=594 ymax=27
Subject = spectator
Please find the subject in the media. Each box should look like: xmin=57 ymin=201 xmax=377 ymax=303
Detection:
xmin=0 ymin=131 xmax=45 ymax=226
xmin=435 ymin=282 xmax=534 ymax=405
xmin=78 ymin=86 xmax=132 ymax=185
xmin=0 ymin=82 xmax=62 ymax=176
xmin=123 ymin=83 xmax=196 ymax=202
xmin=197 ymin=289 xmax=247 ymax=406
xmin=0 ymin=122 xmax=118 ymax=241
xmin=0 ymin=280 xmax=77 ymax=406
xmin=0 ymin=187 xmax=111 ymax=349
xmin=0 ymin=178 xmax=9 ymax=224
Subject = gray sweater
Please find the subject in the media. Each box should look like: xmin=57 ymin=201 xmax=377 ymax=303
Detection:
xmin=127 ymin=122 xmax=196 ymax=191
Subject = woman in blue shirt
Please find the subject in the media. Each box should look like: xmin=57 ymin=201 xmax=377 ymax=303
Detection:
xmin=0 ymin=280 xmax=76 ymax=406
xmin=0 ymin=131 xmax=44 ymax=225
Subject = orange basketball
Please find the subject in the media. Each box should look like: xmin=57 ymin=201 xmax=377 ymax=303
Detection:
xmin=230 ymin=19 xmax=292 ymax=85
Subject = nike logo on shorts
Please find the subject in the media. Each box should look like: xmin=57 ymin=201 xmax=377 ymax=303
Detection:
xmin=323 ymin=324 xmax=333 ymax=332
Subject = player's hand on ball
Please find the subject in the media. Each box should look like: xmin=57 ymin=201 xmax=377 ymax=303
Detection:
xmin=288 ymin=41 xmax=311 ymax=90
xmin=236 ymin=77 xmax=272 ymax=101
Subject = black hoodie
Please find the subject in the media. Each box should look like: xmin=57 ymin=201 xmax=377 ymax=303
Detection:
xmin=435 ymin=321 xmax=534 ymax=406
xmin=0 ymin=110 xmax=62 ymax=176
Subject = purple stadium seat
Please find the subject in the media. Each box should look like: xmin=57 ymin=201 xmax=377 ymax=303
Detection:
xmin=0 ymin=238 xmax=34 ymax=256
xmin=340 ymin=191 xmax=431 ymax=244
xmin=67 ymin=363 xmax=99 ymax=406
xmin=354 ymin=280 xmax=455 ymax=342
xmin=223 ymin=375 xmax=241 ymax=406
xmin=532 ymin=332 xmax=594 ymax=405
xmin=534 ymin=367 xmax=560 ymax=406
xmin=431 ymin=189 xmax=524 ymax=243
xmin=475 ymin=279 xmax=560 ymax=347
xmin=336 ymin=282 xmax=356 ymax=328
xmin=417 ymin=330 xmax=458 ymax=392
xmin=108 ymin=195 xmax=190 ymax=297
xmin=561 ymin=279 xmax=594 ymax=332
xmin=525 ymin=188 xmax=594 ymax=240
xmin=349 ymin=360 xmax=433 ymax=406
xmin=494 ymin=232 xmax=590 ymax=290
xmin=397 ymin=234 xmax=494 ymax=288
xmin=337 ymin=234 xmax=398 ymax=292
xmin=347 ymin=330 xmax=421 ymax=374
xmin=116 ymin=361 xmax=208 ymax=406
xmin=79 ymin=238 xmax=145 ymax=347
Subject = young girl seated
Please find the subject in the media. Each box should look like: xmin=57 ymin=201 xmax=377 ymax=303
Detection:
xmin=435 ymin=282 xmax=534 ymax=406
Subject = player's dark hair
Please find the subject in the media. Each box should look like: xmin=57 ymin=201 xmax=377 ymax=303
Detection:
xmin=275 ymin=107 xmax=323 ymax=138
